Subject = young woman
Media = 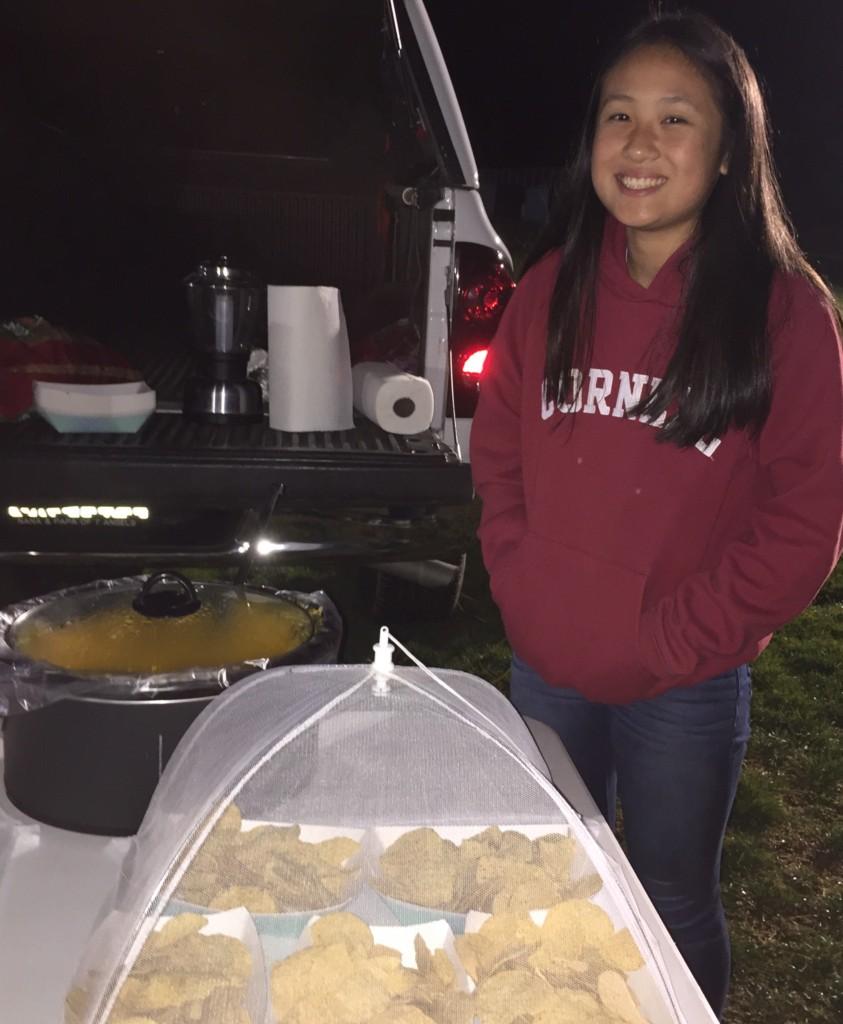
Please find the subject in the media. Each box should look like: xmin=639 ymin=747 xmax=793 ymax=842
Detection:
xmin=471 ymin=10 xmax=843 ymax=1018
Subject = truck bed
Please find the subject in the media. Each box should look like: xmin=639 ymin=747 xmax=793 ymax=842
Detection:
xmin=0 ymin=410 xmax=468 ymax=508
xmin=0 ymin=351 xmax=471 ymax=565
xmin=0 ymin=350 xmax=469 ymax=508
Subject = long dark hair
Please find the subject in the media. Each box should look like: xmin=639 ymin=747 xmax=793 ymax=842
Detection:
xmin=526 ymin=9 xmax=839 ymax=446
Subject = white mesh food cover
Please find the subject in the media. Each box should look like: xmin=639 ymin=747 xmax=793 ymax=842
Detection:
xmin=67 ymin=635 xmax=717 ymax=1024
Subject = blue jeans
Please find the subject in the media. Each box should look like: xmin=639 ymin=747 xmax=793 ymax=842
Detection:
xmin=510 ymin=652 xmax=751 ymax=1019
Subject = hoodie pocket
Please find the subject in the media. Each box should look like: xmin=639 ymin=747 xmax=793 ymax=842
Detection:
xmin=491 ymin=531 xmax=655 ymax=702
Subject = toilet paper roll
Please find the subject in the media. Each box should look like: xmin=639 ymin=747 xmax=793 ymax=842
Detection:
xmin=267 ymin=285 xmax=354 ymax=432
xmin=351 ymin=362 xmax=435 ymax=435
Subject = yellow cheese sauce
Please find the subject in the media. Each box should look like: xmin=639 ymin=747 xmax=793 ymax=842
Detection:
xmin=15 ymin=594 xmax=313 ymax=674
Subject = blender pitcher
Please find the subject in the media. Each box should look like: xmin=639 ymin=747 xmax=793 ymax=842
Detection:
xmin=183 ymin=257 xmax=264 ymax=423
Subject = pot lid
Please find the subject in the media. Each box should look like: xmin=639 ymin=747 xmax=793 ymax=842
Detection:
xmin=8 ymin=572 xmax=314 ymax=676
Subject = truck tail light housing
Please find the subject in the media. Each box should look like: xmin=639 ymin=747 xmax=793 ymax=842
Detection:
xmin=450 ymin=243 xmax=515 ymax=417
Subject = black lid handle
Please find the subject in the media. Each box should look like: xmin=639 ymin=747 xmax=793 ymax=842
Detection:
xmin=132 ymin=571 xmax=202 ymax=619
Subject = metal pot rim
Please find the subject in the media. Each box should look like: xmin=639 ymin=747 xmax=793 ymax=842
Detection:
xmin=58 ymin=692 xmax=216 ymax=706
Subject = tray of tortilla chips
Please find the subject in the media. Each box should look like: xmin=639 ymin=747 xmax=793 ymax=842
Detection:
xmin=67 ymin=908 xmax=265 ymax=1024
xmin=170 ymin=803 xmax=363 ymax=938
xmin=269 ymin=910 xmax=473 ymax=1024
xmin=369 ymin=825 xmax=603 ymax=932
xmin=457 ymin=899 xmax=673 ymax=1024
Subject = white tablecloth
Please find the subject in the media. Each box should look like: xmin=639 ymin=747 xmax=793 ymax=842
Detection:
xmin=0 ymin=741 xmax=131 ymax=1022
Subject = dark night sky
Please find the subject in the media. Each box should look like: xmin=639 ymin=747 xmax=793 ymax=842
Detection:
xmin=424 ymin=0 xmax=843 ymax=279
xmin=2 ymin=1 xmax=840 ymax=284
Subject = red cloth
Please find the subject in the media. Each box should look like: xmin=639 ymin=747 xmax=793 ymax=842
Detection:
xmin=471 ymin=216 xmax=843 ymax=703
xmin=0 ymin=316 xmax=140 ymax=419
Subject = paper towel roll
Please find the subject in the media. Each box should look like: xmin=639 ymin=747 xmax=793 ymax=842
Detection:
xmin=267 ymin=285 xmax=354 ymax=432
xmin=351 ymin=362 xmax=435 ymax=434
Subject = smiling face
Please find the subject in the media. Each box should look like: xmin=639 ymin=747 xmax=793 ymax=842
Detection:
xmin=591 ymin=44 xmax=727 ymax=257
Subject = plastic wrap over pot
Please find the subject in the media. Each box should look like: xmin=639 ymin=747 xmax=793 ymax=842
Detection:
xmin=0 ymin=576 xmax=342 ymax=715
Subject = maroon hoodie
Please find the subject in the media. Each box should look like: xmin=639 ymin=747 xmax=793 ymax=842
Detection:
xmin=471 ymin=217 xmax=843 ymax=703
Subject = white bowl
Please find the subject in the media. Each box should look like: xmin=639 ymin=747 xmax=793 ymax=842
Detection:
xmin=34 ymin=381 xmax=156 ymax=433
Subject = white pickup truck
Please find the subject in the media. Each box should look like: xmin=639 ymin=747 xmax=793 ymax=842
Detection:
xmin=0 ymin=0 xmax=515 ymax=617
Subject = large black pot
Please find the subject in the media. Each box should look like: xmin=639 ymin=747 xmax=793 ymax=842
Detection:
xmin=0 ymin=573 xmax=341 ymax=836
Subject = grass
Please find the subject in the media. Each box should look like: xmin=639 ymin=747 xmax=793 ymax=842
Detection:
xmin=262 ymin=501 xmax=843 ymax=1024
xmin=720 ymin=592 xmax=843 ymax=1024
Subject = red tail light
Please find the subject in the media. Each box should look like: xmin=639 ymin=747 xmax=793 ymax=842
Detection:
xmin=450 ymin=243 xmax=515 ymax=416
xmin=460 ymin=348 xmax=488 ymax=377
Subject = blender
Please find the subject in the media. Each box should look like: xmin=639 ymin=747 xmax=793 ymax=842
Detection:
xmin=183 ymin=257 xmax=264 ymax=423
